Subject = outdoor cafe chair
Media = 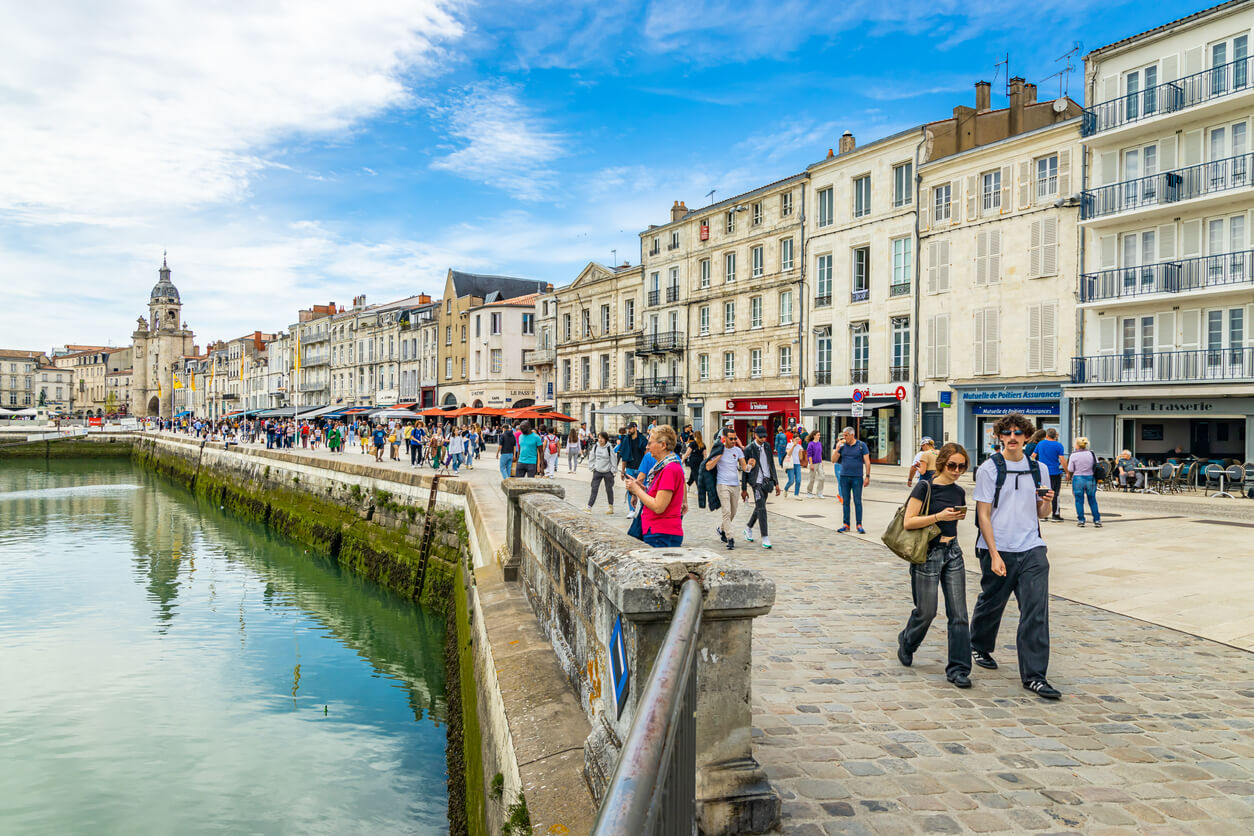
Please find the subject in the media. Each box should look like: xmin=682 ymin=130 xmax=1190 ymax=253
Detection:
xmin=1153 ymin=462 xmax=1173 ymax=493
xmin=1243 ymin=462 xmax=1254 ymax=498
xmin=1206 ymin=464 xmax=1238 ymax=498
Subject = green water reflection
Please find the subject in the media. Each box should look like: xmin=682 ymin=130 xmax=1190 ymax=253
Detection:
xmin=0 ymin=459 xmax=449 ymax=834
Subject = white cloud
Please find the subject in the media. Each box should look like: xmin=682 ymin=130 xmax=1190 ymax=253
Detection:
xmin=0 ymin=0 xmax=463 ymax=226
xmin=428 ymin=83 xmax=567 ymax=200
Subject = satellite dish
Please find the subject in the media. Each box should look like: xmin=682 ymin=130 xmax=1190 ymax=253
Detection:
xmin=1052 ymin=98 xmax=1068 ymax=114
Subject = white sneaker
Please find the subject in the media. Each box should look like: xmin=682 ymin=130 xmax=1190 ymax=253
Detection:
xmin=743 ymin=527 xmax=753 ymax=542
xmin=817 ymin=493 xmax=825 ymax=499
xmin=584 ymin=506 xmax=592 ymax=513
xmin=605 ymin=507 xmax=614 ymax=516
xmin=762 ymin=538 xmax=773 ymax=549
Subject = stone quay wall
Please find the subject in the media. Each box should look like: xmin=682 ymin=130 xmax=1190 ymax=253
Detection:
xmin=503 ymin=479 xmax=782 ymax=834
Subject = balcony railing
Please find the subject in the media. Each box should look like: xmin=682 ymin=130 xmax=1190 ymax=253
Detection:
xmin=298 ymin=383 xmax=326 ymax=392
xmin=666 ymin=285 xmax=680 ymax=303
xmin=1082 ymin=152 xmax=1253 ymax=220
xmin=1082 ymin=56 xmax=1252 ymax=136
xmin=850 ymin=368 xmax=868 ymax=384
xmin=813 ymin=370 xmax=831 ymax=385
xmin=1072 ymin=348 xmax=1254 ymax=385
xmin=301 ymin=332 xmax=329 ymax=345
xmin=889 ymin=282 xmax=911 ymax=297
xmin=814 ymin=294 xmax=832 ymax=308
xmin=851 ymin=288 xmax=870 ymax=303
xmin=635 ymin=377 xmax=683 ymax=397
xmin=667 ymin=242 xmax=680 ymax=251
xmin=524 ymin=346 xmax=556 ymax=365
xmin=635 ymin=331 xmax=686 ymax=355
xmin=1080 ymin=249 xmax=1254 ymax=302
xmin=647 ymin=290 xmax=660 ymax=306
xmin=890 ymin=365 xmax=910 ymax=382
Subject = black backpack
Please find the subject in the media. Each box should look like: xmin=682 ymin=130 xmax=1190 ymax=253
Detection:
xmin=989 ymin=452 xmax=1043 ymax=508
xmin=1090 ymin=450 xmax=1108 ymax=480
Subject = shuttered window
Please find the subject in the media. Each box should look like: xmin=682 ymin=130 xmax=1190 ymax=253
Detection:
xmin=926 ymin=314 xmax=949 ymax=378
xmin=1029 ymin=217 xmax=1059 ymax=278
xmin=1027 ymin=303 xmax=1058 ymax=373
xmin=975 ymin=229 xmax=1002 ymax=285
xmin=973 ymin=308 xmax=1000 ymax=374
xmin=926 ymin=240 xmax=950 ymax=293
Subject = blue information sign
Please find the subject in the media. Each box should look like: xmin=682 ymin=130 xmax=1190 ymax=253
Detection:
xmin=609 ymin=614 xmax=630 ymax=720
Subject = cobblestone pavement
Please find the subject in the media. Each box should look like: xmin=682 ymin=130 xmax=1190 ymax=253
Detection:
xmin=215 ymin=442 xmax=1254 ymax=833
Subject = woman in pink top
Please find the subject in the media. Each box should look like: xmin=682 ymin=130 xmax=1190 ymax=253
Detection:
xmin=624 ymin=424 xmax=686 ymax=547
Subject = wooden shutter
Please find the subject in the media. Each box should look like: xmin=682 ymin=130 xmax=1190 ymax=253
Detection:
xmin=1099 ymin=317 xmax=1117 ymax=354
xmin=1000 ymin=165 xmax=1012 ymax=213
xmin=983 ymin=309 xmax=1000 ymax=374
xmin=988 ymin=229 xmax=1002 ymax=283
xmin=1019 ymin=161 xmax=1032 ymax=208
xmin=1182 ymin=130 xmax=1202 ymax=166
xmin=937 ymin=241 xmax=950 ymax=292
xmin=1184 ymin=46 xmax=1203 ymax=75
xmin=937 ymin=314 xmax=949 ymax=377
xmin=926 ymin=316 xmax=937 ymax=376
xmin=1181 ymin=219 xmax=1202 ymax=258
xmin=1180 ymin=309 xmax=1201 ymax=351
xmin=926 ymin=242 xmax=938 ymax=293
xmin=1156 ymin=311 xmax=1177 ymax=352
xmin=1042 ymin=217 xmax=1058 ymax=276
xmin=1162 ymin=54 xmax=1178 ymax=83
xmin=1029 ymin=219 xmax=1043 ymax=278
xmin=1099 ymin=234 xmax=1118 ymax=269
xmin=949 ymin=181 xmax=960 ymax=224
xmin=1100 ymin=75 xmax=1117 ymax=102
xmin=1157 ymin=224 xmax=1176 ymax=260
xmin=1099 ymin=151 xmax=1117 ymax=186
xmin=1159 ymin=137 xmax=1176 ymax=172
xmin=1041 ymin=303 xmax=1057 ymax=372
xmin=1027 ymin=304 xmax=1042 ymax=373
xmin=975 ymin=230 xmax=988 ymax=286
xmin=919 ymin=194 xmax=929 ymax=231
xmin=974 ymin=310 xmax=986 ymax=374
xmin=1247 ymin=304 xmax=1254 ymax=347
xmin=966 ymin=175 xmax=978 ymax=220
xmin=1058 ymin=149 xmax=1071 ymax=197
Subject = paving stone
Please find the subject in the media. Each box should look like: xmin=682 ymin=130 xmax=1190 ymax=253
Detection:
xmin=916 ymin=814 xmax=961 ymax=834
xmin=956 ymin=811 xmax=1013 ymax=832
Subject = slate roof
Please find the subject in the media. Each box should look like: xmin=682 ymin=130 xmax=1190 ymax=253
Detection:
xmin=448 ymin=270 xmax=548 ymax=301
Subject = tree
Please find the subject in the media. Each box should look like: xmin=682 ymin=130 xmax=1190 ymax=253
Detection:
xmin=104 ymin=389 xmax=119 ymax=415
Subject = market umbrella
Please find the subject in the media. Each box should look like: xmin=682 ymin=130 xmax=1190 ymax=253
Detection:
xmin=533 ymin=411 xmax=577 ymax=422
xmin=373 ymin=408 xmax=421 ymax=419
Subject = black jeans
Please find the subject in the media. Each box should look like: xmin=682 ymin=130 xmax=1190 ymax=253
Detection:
xmin=900 ymin=540 xmax=970 ymax=677
xmin=515 ymin=461 xmax=538 ymax=478
xmin=970 ymin=545 xmax=1051 ymax=683
xmin=589 ymin=470 xmax=614 ymax=507
xmin=745 ymin=484 xmax=769 ymax=537
xmin=1049 ymin=473 xmax=1062 ymax=517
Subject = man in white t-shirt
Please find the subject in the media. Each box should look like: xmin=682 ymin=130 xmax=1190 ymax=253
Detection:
xmin=969 ymin=412 xmax=1061 ymax=701
xmin=705 ymin=426 xmax=749 ymax=550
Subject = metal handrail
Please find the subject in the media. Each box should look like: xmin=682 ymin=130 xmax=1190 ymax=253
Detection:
xmin=1071 ymin=347 xmax=1254 ymax=384
xmin=1082 ymin=56 xmax=1251 ymax=136
xmin=1080 ymin=249 xmax=1254 ymax=301
xmin=1082 ymin=152 xmax=1253 ymax=219
xmin=592 ymin=578 xmax=703 ymax=836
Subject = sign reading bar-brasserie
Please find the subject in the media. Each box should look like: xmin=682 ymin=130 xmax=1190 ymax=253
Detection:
xmin=1118 ymin=400 xmax=1214 ymax=412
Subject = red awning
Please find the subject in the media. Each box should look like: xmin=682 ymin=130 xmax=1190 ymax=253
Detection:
xmin=722 ymin=409 xmax=783 ymax=419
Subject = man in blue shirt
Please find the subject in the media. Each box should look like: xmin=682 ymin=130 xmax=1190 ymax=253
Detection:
xmin=833 ymin=426 xmax=871 ymax=533
xmin=774 ymin=427 xmax=787 ymax=466
xmin=1031 ymin=428 xmax=1067 ymax=521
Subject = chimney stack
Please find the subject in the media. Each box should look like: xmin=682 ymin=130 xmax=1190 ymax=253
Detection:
xmin=418 ymin=293 xmax=431 ymax=305
xmin=975 ymin=81 xmax=991 ymax=112
xmin=838 ymin=131 xmax=855 ymax=153
xmin=1024 ymin=82 xmax=1038 ymax=105
xmin=826 ymin=148 xmax=835 ymax=159
xmin=1009 ymin=76 xmax=1025 ymax=134
xmin=671 ymin=200 xmax=688 ymax=222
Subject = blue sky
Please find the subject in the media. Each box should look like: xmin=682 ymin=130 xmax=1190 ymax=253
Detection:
xmin=0 ymin=0 xmax=1210 ymax=350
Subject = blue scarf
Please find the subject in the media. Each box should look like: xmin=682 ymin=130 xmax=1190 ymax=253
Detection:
xmin=643 ymin=452 xmax=681 ymax=490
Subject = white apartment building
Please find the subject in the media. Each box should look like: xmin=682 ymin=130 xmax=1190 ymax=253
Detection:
xmin=803 ymin=128 xmax=923 ymax=464
xmin=637 ymin=203 xmax=693 ymax=426
xmin=466 ymin=293 xmax=539 ymax=411
xmin=1074 ymin=0 xmax=1254 ymax=462
xmin=918 ymin=81 xmax=1083 ymax=461
xmin=397 ymin=296 xmax=438 ymax=408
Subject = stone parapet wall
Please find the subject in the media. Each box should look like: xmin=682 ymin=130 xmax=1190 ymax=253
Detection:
xmin=504 ymin=478 xmax=782 ymax=834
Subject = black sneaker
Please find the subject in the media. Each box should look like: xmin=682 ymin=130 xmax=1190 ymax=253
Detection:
xmin=1094 ymin=521 xmax=1103 ymax=528
xmin=1077 ymin=521 xmax=1085 ymax=528
xmin=717 ymin=526 xmax=727 ymax=543
xmin=1050 ymin=515 xmax=1064 ymax=523
xmin=726 ymin=539 xmax=735 ymax=551
xmin=1024 ymin=679 xmax=1061 ymax=700
xmin=947 ymin=672 xmax=972 ymax=688
xmin=972 ymin=650 xmax=998 ymax=670
xmin=896 ymin=634 xmax=912 ymax=667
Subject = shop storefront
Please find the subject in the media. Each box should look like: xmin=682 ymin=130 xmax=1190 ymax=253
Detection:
xmin=1071 ymin=393 xmax=1254 ymax=463
xmin=720 ymin=396 xmax=800 ymax=445
xmin=802 ymin=385 xmax=909 ymax=465
xmin=952 ymin=385 xmax=1066 ymax=464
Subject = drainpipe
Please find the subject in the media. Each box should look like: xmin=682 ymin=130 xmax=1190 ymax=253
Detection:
xmin=911 ymin=130 xmax=927 ymax=442
xmin=797 ymin=180 xmax=807 ymax=412
xmin=1073 ymin=143 xmax=1089 ymax=442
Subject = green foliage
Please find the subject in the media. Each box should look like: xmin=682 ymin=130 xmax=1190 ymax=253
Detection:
xmin=489 ymin=773 xmax=504 ymax=801
xmin=350 ymin=484 xmax=362 ymax=499
xmin=501 ymin=797 xmax=530 ymax=836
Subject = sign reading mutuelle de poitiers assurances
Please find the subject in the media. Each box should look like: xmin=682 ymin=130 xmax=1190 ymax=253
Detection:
xmin=610 ymin=614 xmax=629 ymax=720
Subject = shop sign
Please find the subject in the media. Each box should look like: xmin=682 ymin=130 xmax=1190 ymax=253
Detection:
xmin=1118 ymin=400 xmax=1214 ymax=413
xmin=850 ymin=403 xmax=864 ymax=418
xmin=971 ymin=403 xmax=1060 ymax=417
xmin=814 ymin=385 xmax=909 ymax=401
xmin=962 ymin=389 xmax=1062 ymax=401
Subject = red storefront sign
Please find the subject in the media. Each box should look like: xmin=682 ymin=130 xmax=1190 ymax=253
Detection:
xmin=722 ymin=397 xmax=800 ymax=439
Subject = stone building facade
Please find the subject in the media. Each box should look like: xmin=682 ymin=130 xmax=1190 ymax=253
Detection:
xmin=131 ymin=257 xmax=196 ymax=418
xmin=466 ymin=293 xmax=540 ymax=411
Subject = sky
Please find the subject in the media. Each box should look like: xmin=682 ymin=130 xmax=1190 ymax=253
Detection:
xmin=0 ymin=0 xmax=1211 ymax=351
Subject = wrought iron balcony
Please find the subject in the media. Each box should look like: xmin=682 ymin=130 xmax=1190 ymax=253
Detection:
xmin=647 ymin=290 xmax=660 ymax=306
xmin=813 ymin=370 xmax=831 ymax=385
xmin=666 ymin=285 xmax=680 ymax=303
xmin=635 ymin=376 xmax=683 ymax=397
xmin=634 ymin=331 xmax=686 ymax=355
xmin=890 ymin=365 xmax=910 ymax=382
xmin=1082 ymin=56 xmax=1251 ymax=137
xmin=1072 ymin=348 xmax=1254 ymax=385
xmin=889 ymin=282 xmax=911 ymax=297
xmin=851 ymin=368 xmax=869 ymax=384
xmin=1082 ymin=152 xmax=1253 ymax=220
xmin=298 ymin=382 xmax=326 ymax=392
xmin=814 ymin=294 xmax=832 ymax=308
xmin=1080 ymin=249 xmax=1254 ymax=302
xmin=851 ymin=288 xmax=870 ymax=303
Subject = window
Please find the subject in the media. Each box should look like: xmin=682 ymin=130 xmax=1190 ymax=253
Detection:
xmin=1209 ymin=35 xmax=1248 ymax=95
xmin=816 ymin=327 xmax=832 ymax=379
xmin=671 ymin=230 xmax=679 ymax=249
xmin=490 ymin=312 xmax=502 ymax=335
xmin=973 ymin=308 xmax=1000 ymax=374
xmin=461 ymin=325 xmax=467 ymax=342
xmin=1036 ymin=155 xmax=1059 ymax=199
xmin=445 ymin=357 xmax=452 ymax=378
xmin=446 ymin=299 xmax=452 ymax=314
xmin=726 ymin=211 xmax=735 ymax=234
xmin=851 ymin=246 xmax=870 ymax=300
xmin=724 ymin=301 xmax=735 ymax=332
xmin=750 ymin=349 xmax=762 ymax=378
xmin=981 ymin=170 xmax=1001 ymax=213
xmin=668 ymin=267 xmax=680 ymax=301
xmin=651 ymin=236 xmax=660 ymax=255
xmin=700 ymin=259 xmax=711 ymax=288
xmin=851 ymin=322 xmax=869 ymax=375
xmin=1029 ymin=217 xmax=1059 ymax=278
xmin=1123 ymin=63 xmax=1159 ymax=120
xmin=926 ymin=314 xmax=950 ymax=378
xmin=624 ymin=353 xmax=635 ymax=385
xmin=1026 ymin=303 xmax=1058 ymax=373
xmin=781 ymin=192 xmax=793 ymax=216
xmin=490 ymin=349 xmax=503 ymax=373
xmin=580 ymin=358 xmax=590 ymax=389
xmin=779 ymin=290 xmax=793 ymax=325
xmin=600 ymin=354 xmax=610 ymax=389
xmin=725 ymin=252 xmax=736 ymax=283
xmin=562 ymin=359 xmax=571 ymax=390
xmin=445 ymin=326 xmax=451 ymax=345
xmin=752 ymin=202 xmax=762 ymax=225
xmin=475 ymin=315 xmax=482 ymax=338
xmin=699 ymin=353 xmax=710 ymax=380
xmin=723 ymin=351 xmax=735 ymax=379
xmin=817 ymin=187 xmax=834 ymax=227
xmin=926 ymin=240 xmax=951 ymax=293
xmin=816 ymin=254 xmax=832 ymax=304
xmin=752 ymin=245 xmax=764 ymax=277
xmin=891 ymin=237 xmax=912 ymax=293
xmin=563 ymin=313 xmax=571 ymax=342
xmin=853 ymin=175 xmax=870 ymax=217
xmin=891 ymin=317 xmax=910 ymax=379
xmin=892 ymin=162 xmax=913 ymax=207
xmin=582 ymin=309 xmax=591 ymax=338
xmin=780 ymin=237 xmax=794 ymax=271
xmin=779 ymin=345 xmax=792 ymax=375
xmin=750 ymin=296 xmax=763 ymax=328
xmin=624 ymin=299 xmax=635 ymax=331
xmin=522 ymin=312 xmax=535 ymax=334
xmin=601 ymin=304 xmax=611 ymax=335
xmin=699 ymin=305 xmax=710 ymax=335
xmin=975 ymin=230 xmax=1002 ymax=285
xmin=933 ymin=183 xmax=951 ymax=222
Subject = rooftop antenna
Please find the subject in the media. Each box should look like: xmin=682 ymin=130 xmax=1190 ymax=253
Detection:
xmin=705 ymin=189 xmax=716 ymax=205
xmin=1041 ymin=42 xmax=1083 ymax=99
xmin=993 ymin=54 xmax=1010 ymax=101
xmin=611 ymin=248 xmax=617 ymax=266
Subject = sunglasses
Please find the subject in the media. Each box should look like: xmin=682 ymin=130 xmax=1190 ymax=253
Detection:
xmin=945 ymin=461 xmax=968 ymax=472
xmin=998 ymin=429 xmax=1026 ymax=437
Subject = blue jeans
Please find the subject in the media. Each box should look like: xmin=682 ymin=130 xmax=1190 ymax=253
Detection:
xmin=1072 ymin=474 xmax=1100 ymax=523
xmin=838 ymin=475 xmax=863 ymax=525
xmin=451 ymin=452 xmax=463 ymax=472
xmin=900 ymin=539 xmax=970 ymax=677
xmin=499 ymin=454 xmax=513 ymax=479
xmin=783 ymin=463 xmax=801 ymax=495
xmin=625 ymin=467 xmax=640 ymax=509
xmin=643 ymin=532 xmax=683 ymax=548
